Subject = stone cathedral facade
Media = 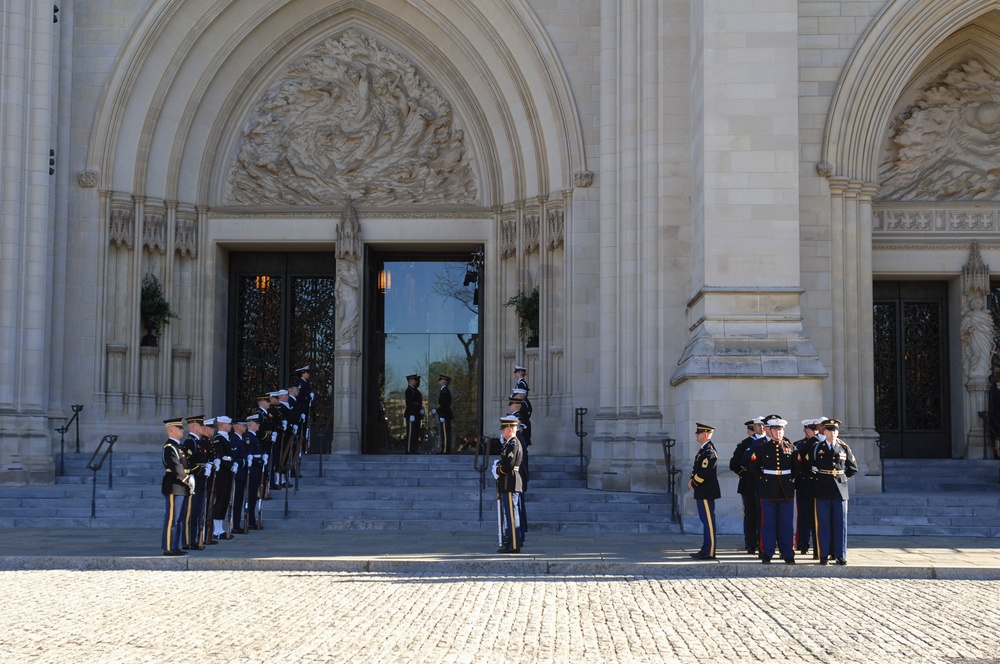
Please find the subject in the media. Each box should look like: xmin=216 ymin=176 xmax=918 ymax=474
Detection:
xmin=2 ymin=0 xmax=999 ymax=525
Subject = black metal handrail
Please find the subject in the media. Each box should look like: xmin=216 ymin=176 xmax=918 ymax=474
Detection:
xmin=473 ymin=435 xmax=493 ymax=522
xmin=85 ymin=434 xmax=118 ymax=519
xmin=55 ymin=404 xmax=84 ymax=476
xmin=574 ymin=407 xmax=588 ymax=480
xmin=875 ymin=436 xmax=887 ymax=493
xmin=661 ymin=436 xmax=684 ymax=534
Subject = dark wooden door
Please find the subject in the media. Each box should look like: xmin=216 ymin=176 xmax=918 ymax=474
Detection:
xmin=873 ymin=281 xmax=951 ymax=458
xmin=228 ymin=252 xmax=336 ymax=453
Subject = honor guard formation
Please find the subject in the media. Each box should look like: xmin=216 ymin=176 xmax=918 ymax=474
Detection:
xmin=698 ymin=413 xmax=859 ymax=565
xmin=159 ymin=365 xmax=314 ymax=556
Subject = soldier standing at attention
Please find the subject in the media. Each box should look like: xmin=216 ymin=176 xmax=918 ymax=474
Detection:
xmin=748 ymin=416 xmax=801 ymax=564
xmin=496 ymin=415 xmax=525 ymax=553
xmin=794 ymin=418 xmax=823 ymax=557
xmin=730 ymin=417 xmax=764 ymax=555
xmin=161 ymin=417 xmax=193 ymax=557
xmin=181 ymin=415 xmax=210 ymax=550
xmin=244 ymin=413 xmax=266 ymax=530
xmin=211 ymin=415 xmax=238 ymax=539
xmin=514 ymin=364 xmax=529 ymax=393
xmin=432 ymin=374 xmax=453 ymax=454
xmin=230 ymin=418 xmax=250 ymax=534
xmin=806 ymin=418 xmax=858 ymax=565
xmin=689 ymin=423 xmax=720 ymax=560
xmin=404 ymin=373 xmax=424 ymax=454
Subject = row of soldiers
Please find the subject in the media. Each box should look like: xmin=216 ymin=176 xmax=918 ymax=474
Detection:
xmin=689 ymin=414 xmax=858 ymax=565
xmin=493 ymin=365 xmax=532 ymax=553
xmin=160 ymin=366 xmax=314 ymax=556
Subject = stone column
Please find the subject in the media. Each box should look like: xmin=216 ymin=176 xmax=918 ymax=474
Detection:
xmin=332 ymin=203 xmax=362 ymax=453
xmin=0 ymin=2 xmax=58 ymax=483
xmin=672 ymin=0 xmax=826 ymax=521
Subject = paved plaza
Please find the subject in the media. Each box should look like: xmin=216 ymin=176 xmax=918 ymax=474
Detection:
xmin=2 ymin=529 xmax=1000 ymax=662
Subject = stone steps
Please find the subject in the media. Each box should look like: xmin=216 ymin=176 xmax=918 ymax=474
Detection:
xmin=2 ymin=453 xmax=676 ymax=534
xmin=882 ymin=459 xmax=1000 ymax=493
xmin=848 ymin=491 xmax=1000 ymax=537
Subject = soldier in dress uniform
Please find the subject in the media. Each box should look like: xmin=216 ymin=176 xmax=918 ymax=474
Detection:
xmin=805 ymin=418 xmax=858 ymax=565
xmin=244 ymin=413 xmax=267 ymax=530
xmin=513 ymin=365 xmax=529 ymax=394
xmin=432 ymin=375 xmax=453 ymax=454
xmin=404 ymin=374 xmax=424 ymax=454
xmin=200 ymin=417 xmax=219 ymax=545
xmin=794 ymin=417 xmax=824 ymax=557
xmin=275 ymin=389 xmax=294 ymax=487
xmin=293 ymin=365 xmax=314 ymax=451
xmin=510 ymin=388 xmax=532 ymax=448
xmin=689 ymin=423 xmax=721 ymax=560
xmin=507 ymin=392 xmax=531 ymax=543
xmin=747 ymin=416 xmax=801 ymax=564
xmin=730 ymin=417 xmax=765 ymax=554
xmin=254 ymin=394 xmax=275 ymax=498
xmin=211 ymin=415 xmax=239 ymax=539
xmin=161 ymin=417 xmax=193 ymax=557
xmin=496 ymin=415 xmax=525 ymax=553
xmin=230 ymin=418 xmax=250 ymax=534
xmin=181 ymin=415 xmax=212 ymax=550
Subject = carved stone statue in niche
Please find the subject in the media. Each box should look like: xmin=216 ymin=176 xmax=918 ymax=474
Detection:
xmin=228 ymin=30 xmax=476 ymax=206
xmin=878 ymin=60 xmax=1000 ymax=201
xmin=335 ymin=260 xmax=360 ymax=350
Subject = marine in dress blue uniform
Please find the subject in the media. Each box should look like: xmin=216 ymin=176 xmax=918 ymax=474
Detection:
xmin=496 ymin=415 xmax=525 ymax=553
xmin=689 ymin=423 xmax=721 ymax=559
xmin=433 ymin=375 xmax=454 ymax=454
xmin=404 ymin=374 xmax=424 ymax=453
xmin=730 ymin=417 xmax=764 ymax=554
xmin=805 ymin=418 xmax=858 ymax=565
xmin=793 ymin=417 xmax=823 ymax=557
xmin=748 ymin=416 xmax=802 ymax=564
xmin=161 ymin=418 xmax=193 ymax=556
xmin=210 ymin=416 xmax=238 ymax=539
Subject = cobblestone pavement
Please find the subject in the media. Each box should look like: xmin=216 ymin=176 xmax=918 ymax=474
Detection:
xmin=3 ymin=569 xmax=1000 ymax=663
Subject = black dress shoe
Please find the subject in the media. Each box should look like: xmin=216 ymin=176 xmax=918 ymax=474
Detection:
xmin=693 ymin=552 xmax=716 ymax=560
xmin=784 ymin=557 xmax=796 ymax=565
xmin=181 ymin=546 xmax=190 ymax=550
xmin=835 ymin=558 xmax=847 ymax=566
xmin=819 ymin=558 xmax=828 ymax=565
xmin=205 ymin=540 xmax=218 ymax=545
xmin=498 ymin=547 xmax=510 ymax=553
xmin=164 ymin=550 xmax=187 ymax=557
xmin=798 ymin=549 xmax=809 ymax=556
xmin=690 ymin=552 xmax=705 ymax=558
xmin=761 ymin=557 xmax=771 ymax=564
xmin=220 ymin=534 xmax=235 ymax=540
xmin=746 ymin=547 xmax=757 ymax=555
xmin=194 ymin=545 xmax=205 ymax=551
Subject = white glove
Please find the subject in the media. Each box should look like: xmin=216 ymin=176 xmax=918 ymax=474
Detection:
xmin=263 ymin=454 xmax=269 ymax=465
xmin=439 ymin=417 xmax=445 ymax=423
xmin=432 ymin=409 xmax=437 ymax=415
xmin=213 ymin=458 xmax=221 ymax=470
xmin=811 ymin=466 xmax=819 ymax=474
xmin=490 ymin=459 xmax=499 ymax=480
xmin=409 ymin=416 xmax=415 ymax=422
xmin=299 ymin=414 xmax=305 ymax=423
xmin=292 ymin=425 xmax=299 ymax=435
xmin=271 ymin=432 xmax=278 ymax=442
xmin=419 ymin=409 xmax=425 ymax=415
xmin=310 ymin=392 xmax=315 ymax=400
xmin=185 ymin=476 xmax=195 ymax=492
xmin=232 ymin=461 xmax=239 ymax=472
xmin=203 ymin=464 xmax=212 ymax=478
xmin=283 ymin=421 xmax=289 ymax=430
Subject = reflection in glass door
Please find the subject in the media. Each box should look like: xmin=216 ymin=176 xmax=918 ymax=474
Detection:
xmin=364 ymin=251 xmax=481 ymax=453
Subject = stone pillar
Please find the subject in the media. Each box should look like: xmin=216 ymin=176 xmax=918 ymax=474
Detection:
xmin=961 ymin=241 xmax=993 ymax=459
xmin=332 ymin=203 xmax=362 ymax=453
xmin=0 ymin=2 xmax=58 ymax=483
xmin=672 ymin=0 xmax=826 ymax=517
xmin=825 ymin=176 xmax=880 ymax=490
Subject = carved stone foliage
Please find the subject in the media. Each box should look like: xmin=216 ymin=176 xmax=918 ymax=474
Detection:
xmin=175 ymin=214 xmax=198 ymax=258
xmin=879 ymin=60 xmax=1000 ymax=201
xmin=873 ymin=206 xmax=1000 ymax=232
xmin=547 ymin=207 xmax=564 ymax=250
xmin=143 ymin=203 xmax=167 ymax=254
xmin=109 ymin=196 xmax=134 ymax=249
xmin=78 ymin=170 xmax=98 ymax=188
xmin=523 ymin=213 xmax=540 ymax=254
xmin=500 ymin=216 xmax=517 ymax=259
xmin=228 ymin=30 xmax=476 ymax=206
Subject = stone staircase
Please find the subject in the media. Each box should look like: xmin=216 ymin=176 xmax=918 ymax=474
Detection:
xmin=0 ymin=452 xmax=679 ymax=534
xmin=848 ymin=459 xmax=1000 ymax=537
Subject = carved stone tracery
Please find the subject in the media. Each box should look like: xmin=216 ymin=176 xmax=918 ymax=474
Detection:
xmin=500 ymin=215 xmax=517 ymax=259
xmin=143 ymin=203 xmax=167 ymax=254
xmin=228 ymin=30 xmax=477 ymax=207
xmin=523 ymin=213 xmax=540 ymax=254
xmin=109 ymin=196 xmax=135 ymax=249
xmin=546 ymin=207 xmax=564 ymax=250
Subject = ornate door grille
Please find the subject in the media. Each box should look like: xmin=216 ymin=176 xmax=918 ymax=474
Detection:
xmin=229 ymin=253 xmax=336 ymax=453
xmin=873 ymin=281 xmax=950 ymax=458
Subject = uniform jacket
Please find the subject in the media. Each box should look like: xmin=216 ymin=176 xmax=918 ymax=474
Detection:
xmin=245 ymin=430 xmax=264 ymax=478
xmin=496 ymin=435 xmax=524 ymax=494
xmin=405 ymin=385 xmax=424 ymax=420
xmin=436 ymin=385 xmax=453 ymax=420
xmin=805 ymin=439 xmax=858 ymax=501
xmin=161 ymin=438 xmax=189 ymax=496
xmin=232 ymin=432 xmax=249 ymax=481
xmin=748 ymin=437 xmax=801 ymax=500
xmin=691 ymin=441 xmax=721 ymax=500
xmin=793 ymin=435 xmax=818 ymax=493
xmin=729 ymin=435 xmax=762 ymax=495
xmin=212 ymin=432 xmax=239 ymax=474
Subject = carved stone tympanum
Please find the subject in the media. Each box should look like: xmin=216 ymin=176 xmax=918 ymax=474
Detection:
xmin=879 ymin=60 xmax=1000 ymax=201
xmin=228 ymin=30 xmax=476 ymax=206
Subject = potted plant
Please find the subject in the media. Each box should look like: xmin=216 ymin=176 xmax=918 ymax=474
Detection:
xmin=140 ymin=273 xmax=179 ymax=347
xmin=504 ymin=287 xmax=539 ymax=348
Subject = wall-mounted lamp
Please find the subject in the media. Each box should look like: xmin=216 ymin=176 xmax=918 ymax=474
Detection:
xmin=255 ymin=275 xmax=271 ymax=292
xmin=377 ymin=269 xmax=391 ymax=294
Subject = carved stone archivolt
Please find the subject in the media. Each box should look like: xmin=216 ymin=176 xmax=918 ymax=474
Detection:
xmin=227 ymin=30 xmax=477 ymax=207
xmin=879 ymin=60 xmax=1000 ymax=201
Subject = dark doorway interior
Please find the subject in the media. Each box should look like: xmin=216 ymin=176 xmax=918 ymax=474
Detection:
xmin=228 ymin=252 xmax=336 ymax=453
xmin=873 ymin=280 xmax=951 ymax=458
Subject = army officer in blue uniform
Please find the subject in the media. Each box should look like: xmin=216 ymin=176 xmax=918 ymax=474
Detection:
xmin=805 ymin=418 xmax=858 ymax=565
xmin=688 ymin=422 xmax=720 ymax=560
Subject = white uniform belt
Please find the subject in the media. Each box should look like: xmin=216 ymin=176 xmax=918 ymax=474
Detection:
xmin=817 ymin=469 xmax=842 ymax=476
xmin=513 ymin=466 xmax=520 ymax=472
xmin=762 ymin=469 xmax=789 ymax=475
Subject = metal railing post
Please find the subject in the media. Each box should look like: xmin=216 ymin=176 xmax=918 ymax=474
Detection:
xmin=574 ymin=407 xmax=588 ymax=480
xmin=474 ymin=435 xmax=491 ymax=523
xmin=71 ymin=404 xmax=83 ymax=452
xmin=875 ymin=437 xmax=887 ymax=494
xmin=56 ymin=425 xmax=68 ymax=476
xmin=86 ymin=435 xmax=118 ymax=519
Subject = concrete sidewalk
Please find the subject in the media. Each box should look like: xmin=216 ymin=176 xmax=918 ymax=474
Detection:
xmin=2 ymin=527 xmax=999 ymax=578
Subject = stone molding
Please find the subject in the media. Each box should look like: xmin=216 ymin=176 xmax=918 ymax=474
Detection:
xmin=873 ymin=204 xmax=1000 ymax=233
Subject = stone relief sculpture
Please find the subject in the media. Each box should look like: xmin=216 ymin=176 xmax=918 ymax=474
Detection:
xmin=337 ymin=199 xmax=361 ymax=260
xmin=228 ymin=30 xmax=476 ymax=206
xmin=335 ymin=260 xmax=360 ymax=350
xmin=878 ymin=60 xmax=1000 ymax=201
xmin=961 ymin=241 xmax=994 ymax=383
